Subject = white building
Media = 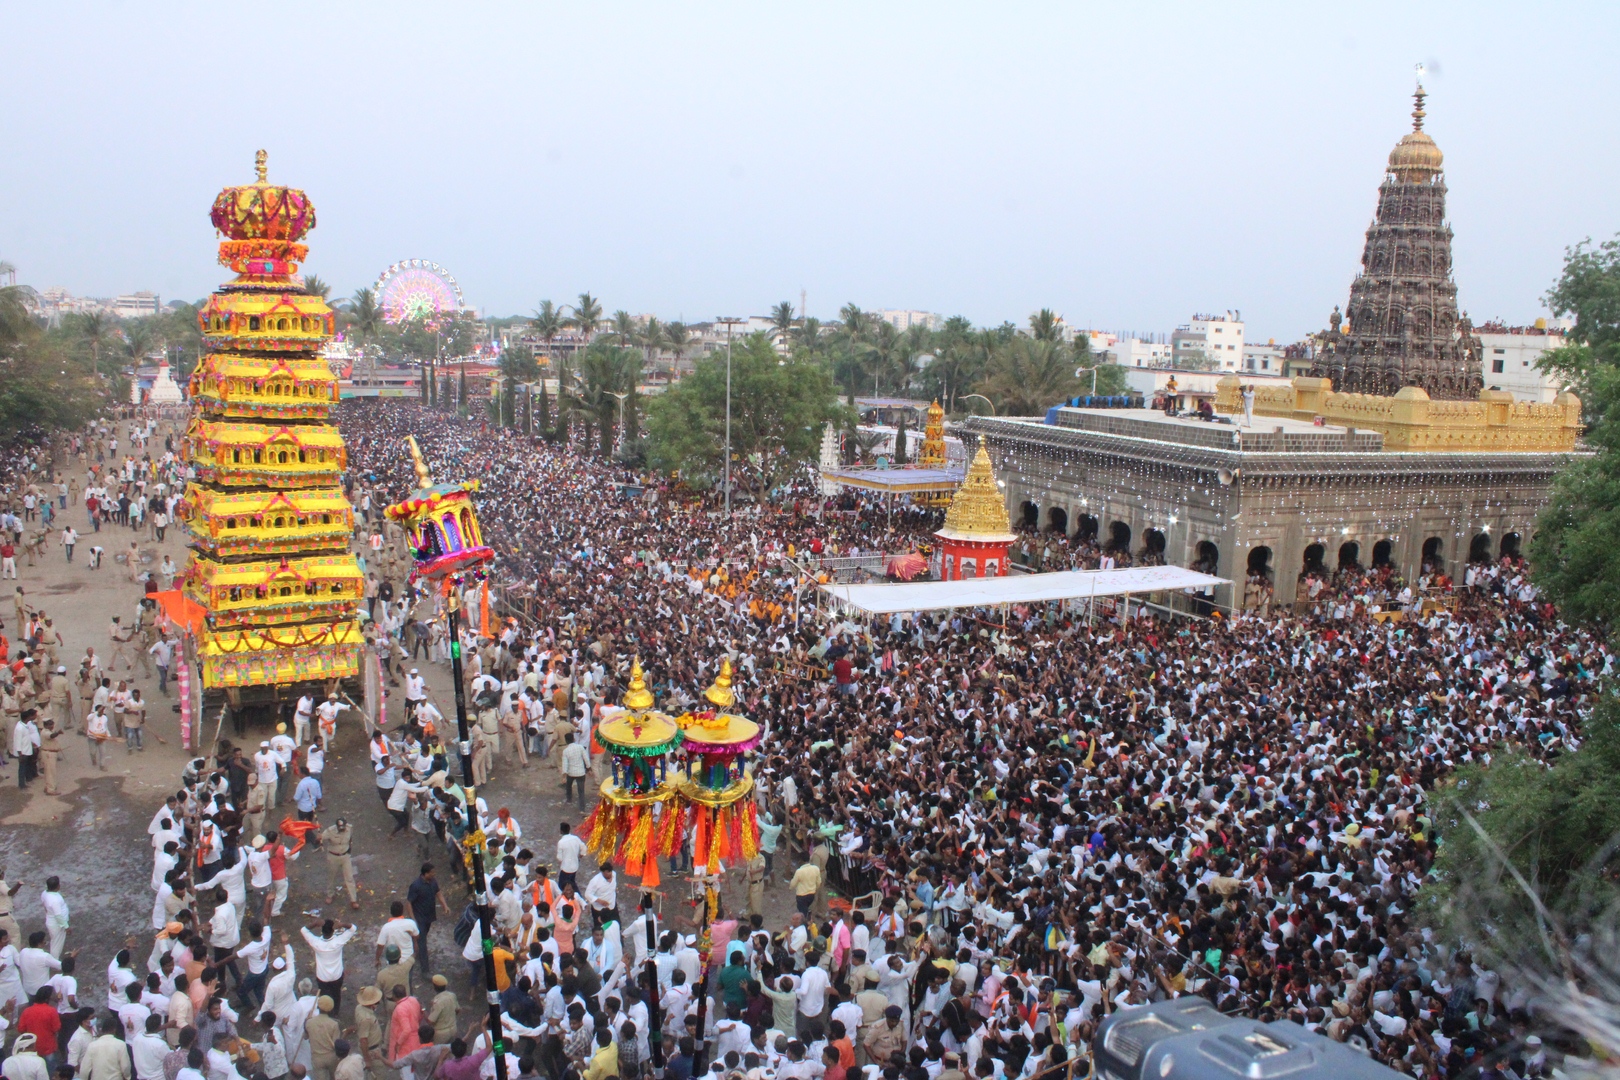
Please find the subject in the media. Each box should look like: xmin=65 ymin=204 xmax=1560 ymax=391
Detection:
xmin=1477 ymin=321 xmax=1568 ymax=403
xmin=1105 ymin=338 xmax=1174 ymax=368
xmin=112 ymin=291 xmax=162 ymax=318
xmin=1242 ymin=341 xmax=1285 ymax=374
xmin=875 ymin=309 xmax=943 ymax=332
xmin=1171 ymin=312 xmax=1244 ymax=371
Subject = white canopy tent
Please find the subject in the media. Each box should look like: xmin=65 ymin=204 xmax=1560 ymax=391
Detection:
xmin=818 ymin=565 xmax=1229 ymax=615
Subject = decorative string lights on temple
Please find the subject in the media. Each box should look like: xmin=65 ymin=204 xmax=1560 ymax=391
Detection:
xmin=672 ymin=659 xmax=762 ymax=873
xmin=177 ymin=151 xmax=364 ymax=691
xmin=579 ymin=660 xmax=684 ymax=887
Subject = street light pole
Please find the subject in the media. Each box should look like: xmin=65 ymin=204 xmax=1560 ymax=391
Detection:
xmin=962 ymin=393 xmax=996 ymax=416
xmin=445 ymin=583 xmax=510 ymax=1080
xmin=717 ymin=318 xmax=744 ymax=514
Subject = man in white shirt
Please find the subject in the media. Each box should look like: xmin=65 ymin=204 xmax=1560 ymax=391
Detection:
xmin=582 ymin=865 xmax=618 ymax=930
xmin=253 ymin=742 xmax=281 ymax=808
xmin=555 ymin=823 xmax=588 ymax=891
xmin=260 ymin=942 xmax=297 ymax=1029
xmin=235 ymin=922 xmax=273 ymax=1014
xmin=16 ymin=933 xmax=61 ymax=996
xmin=130 ymin=1016 xmax=170 ymax=1080
xmin=205 ymin=888 xmax=242 ymax=986
xmin=40 ymin=880 xmax=69 ymax=958
xmin=795 ymin=958 xmax=830 ymax=1036
xmin=300 ymin=920 xmax=357 ymax=1008
xmin=293 ymin=694 xmax=315 ymax=747
xmin=373 ymin=904 xmax=419 ymax=968
xmin=268 ymin=727 xmax=297 ymax=806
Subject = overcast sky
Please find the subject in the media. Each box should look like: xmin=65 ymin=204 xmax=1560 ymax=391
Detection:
xmin=2 ymin=2 xmax=1616 ymax=342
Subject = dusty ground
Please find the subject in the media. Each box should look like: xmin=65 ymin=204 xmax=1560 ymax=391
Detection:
xmin=0 ymin=441 xmax=784 ymax=1021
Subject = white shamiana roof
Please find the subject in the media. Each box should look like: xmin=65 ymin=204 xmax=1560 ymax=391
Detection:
xmin=819 ymin=565 xmax=1229 ymax=615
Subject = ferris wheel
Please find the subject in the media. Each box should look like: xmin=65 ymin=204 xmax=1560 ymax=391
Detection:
xmin=374 ymin=260 xmax=464 ymax=326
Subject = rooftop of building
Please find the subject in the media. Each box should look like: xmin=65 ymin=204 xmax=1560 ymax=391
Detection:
xmin=1050 ymin=407 xmax=1383 ymax=454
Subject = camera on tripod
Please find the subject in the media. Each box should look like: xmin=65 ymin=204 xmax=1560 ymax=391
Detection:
xmin=1093 ymin=997 xmax=1403 ymax=1080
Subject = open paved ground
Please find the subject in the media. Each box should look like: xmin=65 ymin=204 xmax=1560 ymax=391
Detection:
xmin=0 ymin=447 xmax=785 ymax=1018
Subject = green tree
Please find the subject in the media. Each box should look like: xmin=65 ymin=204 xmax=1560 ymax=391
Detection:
xmin=609 ymin=309 xmax=636 ymax=347
xmin=348 ymin=288 xmax=384 ymax=343
xmin=978 ymin=337 xmax=1084 ymax=416
xmin=894 ymin=420 xmax=908 ymax=464
xmin=647 ymin=334 xmax=847 ymax=496
xmin=0 ymin=273 xmax=38 ymax=355
xmin=0 ymin=276 xmax=106 ymax=432
xmin=1538 ymin=233 xmax=1620 ymax=419
xmin=499 ymin=345 xmax=541 ymax=428
xmin=302 ymin=274 xmax=331 ymax=300
xmin=662 ymin=321 xmax=690 ymax=383
xmin=566 ymin=292 xmax=602 ymax=343
xmin=769 ymin=300 xmax=797 ymax=347
xmin=572 ymin=342 xmax=640 ymax=458
xmin=76 ymin=312 xmax=112 ymax=380
xmin=793 ymin=316 xmax=824 ymax=358
xmin=530 ymin=299 xmax=564 ymax=359
xmin=1029 ymin=308 xmax=1062 ymax=342
xmin=1419 ymin=324 xmax=1620 ymax=963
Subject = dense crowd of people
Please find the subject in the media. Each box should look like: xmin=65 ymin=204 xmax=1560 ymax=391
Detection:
xmin=336 ymin=401 xmax=1603 ymax=1080
xmin=0 ymin=398 xmax=1605 ymax=1080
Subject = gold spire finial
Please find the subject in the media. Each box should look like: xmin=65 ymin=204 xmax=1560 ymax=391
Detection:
xmin=623 ymin=657 xmax=654 ymax=711
xmin=255 ymin=149 xmax=268 ymax=184
xmin=1412 ymin=82 xmax=1427 ymax=133
xmin=938 ymin=442 xmax=1016 ymax=540
xmin=704 ymin=658 xmax=735 ymax=709
xmin=404 ymin=436 xmax=434 ymax=488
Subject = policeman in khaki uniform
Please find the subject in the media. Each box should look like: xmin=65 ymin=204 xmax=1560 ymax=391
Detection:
xmin=321 ymin=819 xmax=360 ymax=909
xmin=37 ymin=719 xmax=63 ymax=795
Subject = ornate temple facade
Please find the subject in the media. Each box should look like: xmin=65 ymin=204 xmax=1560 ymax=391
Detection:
xmin=178 ymin=152 xmax=364 ymax=693
xmin=1312 ymin=85 xmax=1483 ymax=400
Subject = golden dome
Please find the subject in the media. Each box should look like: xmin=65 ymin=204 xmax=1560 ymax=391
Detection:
xmin=936 ymin=443 xmax=1018 ymax=542
xmin=622 ymin=657 xmax=655 ymax=711
xmin=703 ymin=658 xmax=735 ymax=709
xmin=1388 ymin=85 xmax=1443 ymax=182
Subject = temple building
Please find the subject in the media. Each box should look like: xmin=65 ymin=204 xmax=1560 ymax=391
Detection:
xmin=1312 ymin=83 xmax=1483 ymax=399
xmin=177 ymin=151 xmax=364 ymax=695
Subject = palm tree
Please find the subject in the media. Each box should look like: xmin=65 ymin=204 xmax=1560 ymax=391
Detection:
xmin=662 ymin=321 xmax=690 ymax=382
xmin=978 ymin=337 xmax=1084 ymax=416
xmin=861 ymin=321 xmax=903 ymax=395
xmin=1029 ymin=308 xmax=1063 ymax=342
xmin=302 ymin=275 xmax=332 ymax=301
xmin=638 ymin=316 xmax=664 ymax=383
xmin=839 ymin=302 xmax=871 ymax=343
xmin=529 ymin=300 xmax=565 ymax=421
xmin=566 ymin=292 xmax=602 ymax=343
xmin=769 ymin=301 xmax=797 ymax=348
xmin=77 ymin=312 xmax=112 ymax=378
xmin=609 ymin=309 xmax=637 ymax=347
xmin=794 ymin=316 xmax=824 ymax=357
xmin=349 ymin=288 xmax=383 ymax=341
xmin=122 ymin=320 xmax=156 ymax=366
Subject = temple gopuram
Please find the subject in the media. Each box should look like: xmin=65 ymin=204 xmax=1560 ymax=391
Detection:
xmin=1312 ymin=83 xmax=1483 ymax=400
xmin=177 ymin=152 xmax=364 ymax=698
